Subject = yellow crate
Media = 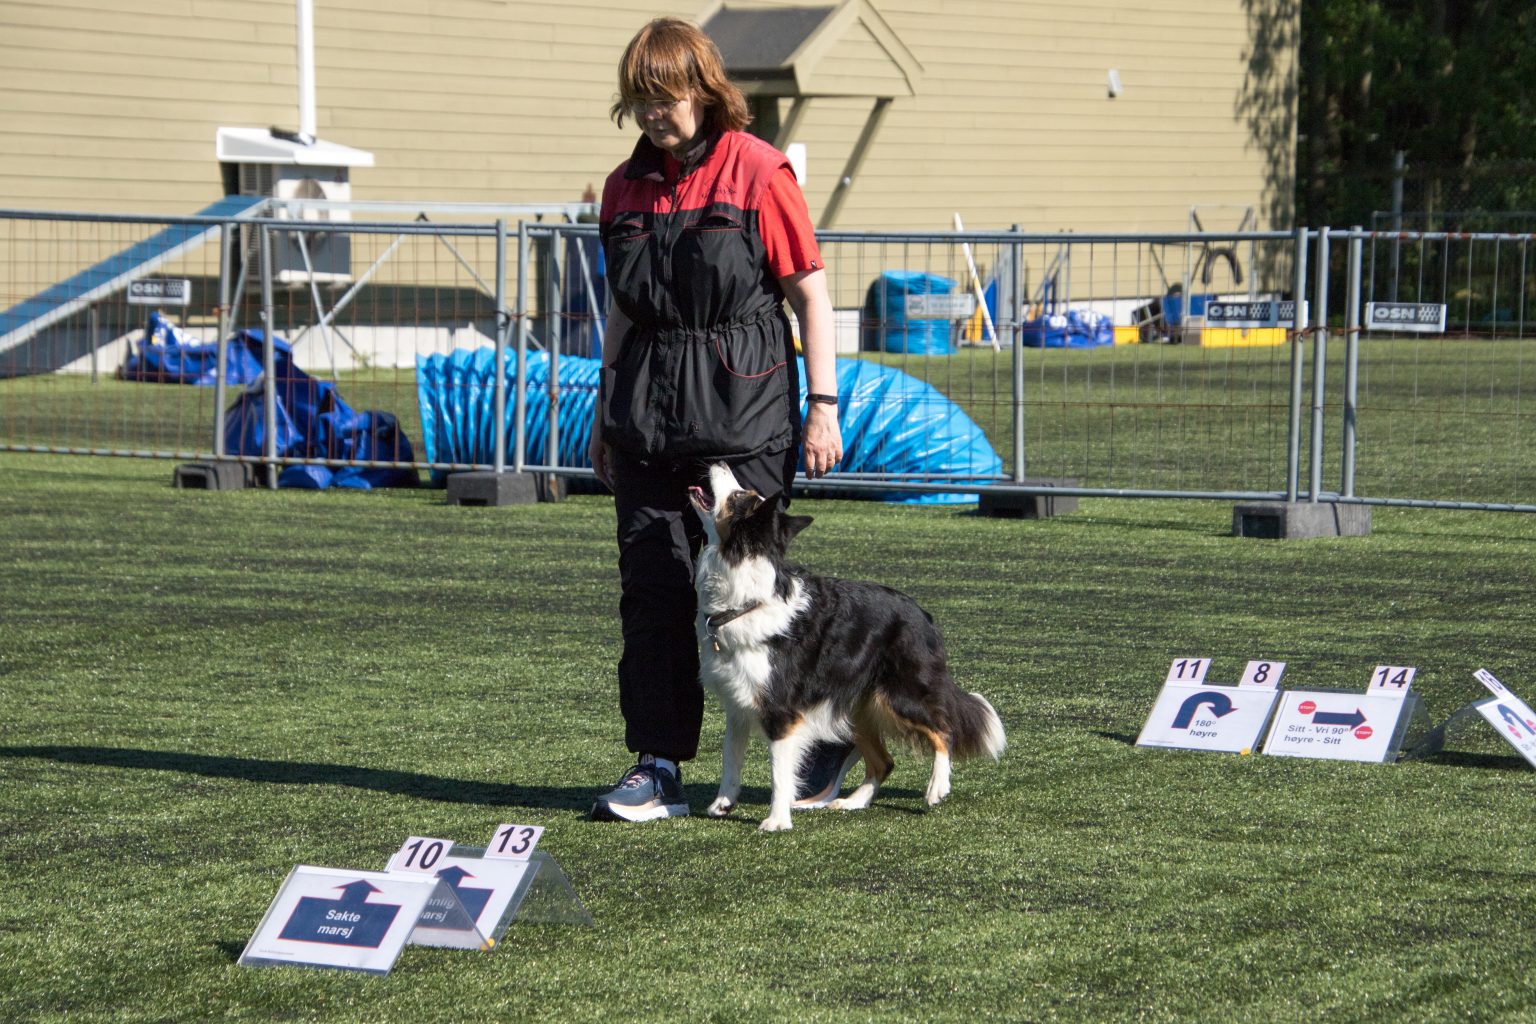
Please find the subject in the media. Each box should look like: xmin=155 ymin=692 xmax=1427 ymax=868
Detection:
xmin=1196 ymin=327 xmax=1288 ymax=348
xmin=1113 ymin=325 xmax=1140 ymax=345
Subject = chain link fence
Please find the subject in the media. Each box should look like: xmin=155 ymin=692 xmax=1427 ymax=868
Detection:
xmin=3 ymin=205 xmax=1535 ymax=511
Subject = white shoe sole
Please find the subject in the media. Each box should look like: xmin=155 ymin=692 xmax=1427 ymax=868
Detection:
xmin=591 ymin=799 xmax=689 ymax=822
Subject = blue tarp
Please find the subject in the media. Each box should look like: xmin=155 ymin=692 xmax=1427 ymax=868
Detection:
xmin=1021 ymin=309 xmax=1115 ymax=348
xmin=121 ymin=312 xmax=265 ymax=386
xmin=222 ymin=331 xmax=419 ymax=490
xmin=416 ymin=347 xmax=1002 ymax=503
xmin=861 ymin=271 xmax=958 ymax=355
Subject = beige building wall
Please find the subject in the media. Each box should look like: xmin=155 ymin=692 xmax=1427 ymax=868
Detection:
xmin=0 ymin=0 xmax=1296 ymax=233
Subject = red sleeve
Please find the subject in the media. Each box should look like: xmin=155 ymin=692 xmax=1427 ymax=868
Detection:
xmin=759 ymin=167 xmax=823 ymax=279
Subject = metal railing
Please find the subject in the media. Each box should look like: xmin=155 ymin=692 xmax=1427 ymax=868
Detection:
xmin=2 ymin=205 xmax=1534 ymax=512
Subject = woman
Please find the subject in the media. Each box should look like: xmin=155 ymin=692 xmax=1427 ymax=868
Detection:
xmin=588 ymin=17 xmax=856 ymax=821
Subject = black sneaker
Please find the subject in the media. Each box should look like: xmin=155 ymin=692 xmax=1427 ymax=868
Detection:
xmin=591 ymin=761 xmax=689 ymax=822
xmin=792 ymin=742 xmax=861 ymax=810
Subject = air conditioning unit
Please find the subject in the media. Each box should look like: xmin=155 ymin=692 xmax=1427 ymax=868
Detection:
xmin=235 ymin=163 xmax=352 ymax=285
xmin=218 ymin=127 xmax=374 ymax=287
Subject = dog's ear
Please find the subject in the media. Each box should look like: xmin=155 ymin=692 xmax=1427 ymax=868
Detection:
xmin=735 ymin=491 xmax=766 ymax=519
xmin=779 ymin=514 xmax=814 ymax=543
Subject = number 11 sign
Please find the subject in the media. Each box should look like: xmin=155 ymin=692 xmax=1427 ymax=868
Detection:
xmin=1138 ymin=658 xmax=1283 ymax=754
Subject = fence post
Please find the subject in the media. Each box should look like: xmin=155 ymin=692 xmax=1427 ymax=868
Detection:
xmin=1286 ymin=226 xmax=1308 ymax=502
xmin=1309 ymin=227 xmax=1330 ymax=503
xmin=258 ymin=224 xmax=278 ymax=490
xmin=514 ymin=220 xmax=529 ymax=475
xmin=88 ymin=305 xmax=99 ymax=385
xmin=547 ymin=228 xmax=564 ymax=494
xmin=1010 ymin=230 xmax=1026 ymax=482
xmin=1341 ymin=227 xmax=1363 ymax=496
xmin=493 ymin=218 xmax=508 ymax=474
xmin=214 ymin=221 xmax=234 ymax=459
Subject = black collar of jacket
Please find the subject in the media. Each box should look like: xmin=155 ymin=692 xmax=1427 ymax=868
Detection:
xmin=624 ymin=129 xmax=722 ymax=184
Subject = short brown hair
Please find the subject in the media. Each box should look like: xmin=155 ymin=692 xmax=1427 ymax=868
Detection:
xmin=611 ymin=17 xmax=751 ymax=133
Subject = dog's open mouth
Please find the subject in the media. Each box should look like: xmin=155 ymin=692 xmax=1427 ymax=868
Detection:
xmin=688 ymin=485 xmax=714 ymax=513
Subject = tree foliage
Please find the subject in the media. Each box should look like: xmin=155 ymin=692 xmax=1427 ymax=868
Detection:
xmin=1299 ymin=0 xmax=1536 ymax=226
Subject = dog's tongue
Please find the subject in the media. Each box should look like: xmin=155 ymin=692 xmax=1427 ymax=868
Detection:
xmin=689 ymin=485 xmax=712 ymax=510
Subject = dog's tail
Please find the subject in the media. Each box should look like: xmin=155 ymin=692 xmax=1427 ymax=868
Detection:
xmin=949 ymin=691 xmax=1007 ymax=761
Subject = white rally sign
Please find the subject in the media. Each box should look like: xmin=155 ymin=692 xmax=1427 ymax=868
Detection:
xmin=1472 ymin=669 xmax=1536 ymax=768
xmin=1136 ymin=680 xmax=1280 ymax=754
xmin=239 ymin=866 xmax=439 ymax=975
xmin=386 ymin=837 xmax=537 ymax=949
xmin=1262 ymin=689 xmax=1418 ymax=763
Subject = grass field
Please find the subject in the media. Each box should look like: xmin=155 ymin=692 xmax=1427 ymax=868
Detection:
xmin=5 ymin=451 xmax=1536 ymax=1022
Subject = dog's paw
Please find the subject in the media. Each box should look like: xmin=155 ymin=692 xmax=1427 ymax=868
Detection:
xmin=924 ymin=782 xmax=950 ymax=806
xmin=829 ymin=783 xmax=874 ymax=811
xmin=706 ymin=796 xmax=735 ymax=817
xmin=758 ymin=814 xmax=793 ymax=832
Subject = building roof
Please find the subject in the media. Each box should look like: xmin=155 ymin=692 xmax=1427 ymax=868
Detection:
xmin=699 ymin=0 xmax=921 ymax=98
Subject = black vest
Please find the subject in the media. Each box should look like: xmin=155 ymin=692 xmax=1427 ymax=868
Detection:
xmin=599 ymin=131 xmax=800 ymax=462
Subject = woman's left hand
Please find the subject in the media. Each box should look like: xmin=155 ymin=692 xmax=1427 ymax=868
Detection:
xmin=803 ymin=402 xmax=843 ymax=479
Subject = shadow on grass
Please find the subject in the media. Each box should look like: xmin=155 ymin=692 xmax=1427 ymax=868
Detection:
xmin=1093 ymin=730 xmax=1139 ymax=746
xmin=2 ymin=744 xmax=935 ymax=813
xmin=0 ymin=745 xmax=593 ymax=811
xmin=1422 ymin=749 xmax=1532 ymax=772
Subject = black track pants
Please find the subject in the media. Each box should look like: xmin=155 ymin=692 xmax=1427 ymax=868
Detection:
xmin=612 ymin=447 xmax=797 ymax=762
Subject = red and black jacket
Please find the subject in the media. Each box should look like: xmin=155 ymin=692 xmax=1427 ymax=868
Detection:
xmin=599 ymin=129 xmax=800 ymax=462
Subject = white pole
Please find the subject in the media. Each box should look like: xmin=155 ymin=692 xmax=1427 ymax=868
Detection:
xmin=296 ymin=0 xmax=317 ymax=139
xmin=954 ymin=213 xmax=999 ymax=350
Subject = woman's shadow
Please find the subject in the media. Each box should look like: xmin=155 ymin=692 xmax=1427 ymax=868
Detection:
xmin=0 ymin=744 xmax=594 ymax=812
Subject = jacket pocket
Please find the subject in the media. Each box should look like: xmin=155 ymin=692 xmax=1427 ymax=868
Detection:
xmin=669 ymin=324 xmax=793 ymax=457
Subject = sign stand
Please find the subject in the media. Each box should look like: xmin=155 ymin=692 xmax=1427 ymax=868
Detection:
xmin=239 ymin=866 xmax=481 ymax=975
xmin=384 ymin=837 xmax=592 ymax=949
xmin=1410 ymin=669 xmax=1536 ymax=767
xmin=504 ymin=850 xmax=593 ymax=926
xmin=241 ymin=827 xmax=591 ymax=975
xmin=1135 ymin=658 xmax=1284 ymax=754
xmin=1262 ymin=666 xmax=1430 ymax=763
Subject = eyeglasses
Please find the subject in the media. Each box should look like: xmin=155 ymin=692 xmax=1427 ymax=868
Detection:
xmin=630 ymin=96 xmax=682 ymax=116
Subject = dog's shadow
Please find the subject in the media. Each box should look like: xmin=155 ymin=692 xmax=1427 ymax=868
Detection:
xmin=703 ymin=783 xmax=930 ymax=826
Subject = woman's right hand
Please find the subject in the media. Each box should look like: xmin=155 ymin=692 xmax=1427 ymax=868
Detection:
xmin=589 ymin=428 xmax=613 ymax=492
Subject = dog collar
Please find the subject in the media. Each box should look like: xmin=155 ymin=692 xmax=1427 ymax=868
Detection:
xmin=705 ymin=603 xmax=763 ymax=652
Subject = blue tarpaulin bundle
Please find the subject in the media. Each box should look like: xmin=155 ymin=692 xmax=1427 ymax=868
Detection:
xmin=120 ymin=312 xmax=265 ymax=386
xmin=860 ymin=271 xmax=958 ymax=355
xmin=222 ymin=331 xmax=419 ymax=490
xmin=416 ymin=347 xmax=1001 ymax=503
xmin=1020 ymin=309 xmax=1115 ymax=348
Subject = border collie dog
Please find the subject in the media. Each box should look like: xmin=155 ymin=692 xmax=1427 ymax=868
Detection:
xmin=689 ymin=463 xmax=1006 ymax=832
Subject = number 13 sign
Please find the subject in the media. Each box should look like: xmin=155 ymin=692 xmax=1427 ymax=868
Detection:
xmin=486 ymin=824 xmax=544 ymax=861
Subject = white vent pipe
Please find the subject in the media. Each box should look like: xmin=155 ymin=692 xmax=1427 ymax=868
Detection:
xmin=296 ymin=0 xmax=317 ymax=140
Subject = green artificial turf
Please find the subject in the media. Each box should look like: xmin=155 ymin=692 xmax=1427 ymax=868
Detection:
xmin=4 ymin=452 xmax=1536 ymax=1022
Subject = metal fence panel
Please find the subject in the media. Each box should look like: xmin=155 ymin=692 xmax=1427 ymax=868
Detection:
xmin=23 ymin=209 xmax=1536 ymax=514
xmin=1341 ymin=229 xmax=1536 ymax=509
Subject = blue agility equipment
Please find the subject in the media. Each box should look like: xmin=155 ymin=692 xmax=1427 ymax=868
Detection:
xmin=415 ymin=347 xmax=1001 ymax=503
xmin=222 ymin=332 xmax=419 ymax=490
xmin=121 ymin=312 xmax=265 ymax=386
xmin=860 ymin=271 xmax=959 ymax=355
